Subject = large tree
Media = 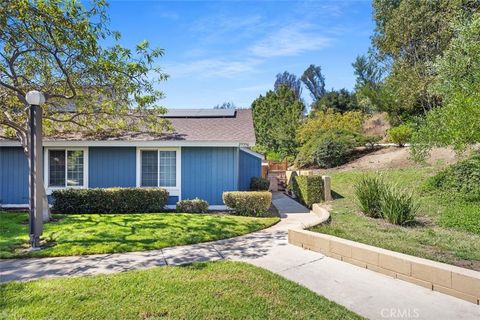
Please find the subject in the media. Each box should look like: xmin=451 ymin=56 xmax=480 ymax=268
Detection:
xmin=274 ymin=71 xmax=302 ymax=101
xmin=301 ymin=64 xmax=325 ymax=102
xmin=371 ymin=0 xmax=479 ymax=122
xmin=412 ymin=13 xmax=480 ymax=160
xmin=352 ymin=54 xmax=385 ymax=113
xmin=312 ymin=89 xmax=358 ymax=114
xmin=0 ymin=0 xmax=171 ymax=220
xmin=251 ymin=86 xmax=304 ymax=158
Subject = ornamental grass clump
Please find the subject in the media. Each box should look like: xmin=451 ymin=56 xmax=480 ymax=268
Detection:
xmin=354 ymin=175 xmax=386 ymax=218
xmin=355 ymin=175 xmax=418 ymax=225
xmin=380 ymin=186 xmax=418 ymax=226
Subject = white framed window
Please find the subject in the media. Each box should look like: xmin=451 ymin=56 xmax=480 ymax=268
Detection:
xmin=44 ymin=148 xmax=88 ymax=191
xmin=136 ymin=148 xmax=181 ymax=196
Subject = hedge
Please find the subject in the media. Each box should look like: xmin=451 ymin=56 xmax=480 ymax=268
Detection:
xmin=222 ymin=191 xmax=272 ymax=217
xmin=291 ymin=175 xmax=324 ymax=208
xmin=176 ymin=198 xmax=209 ymax=213
xmin=250 ymin=176 xmax=270 ymax=191
xmin=52 ymin=188 xmax=169 ymax=214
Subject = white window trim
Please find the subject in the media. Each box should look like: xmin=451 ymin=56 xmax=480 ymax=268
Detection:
xmin=44 ymin=147 xmax=89 ymax=195
xmin=136 ymin=147 xmax=181 ymax=198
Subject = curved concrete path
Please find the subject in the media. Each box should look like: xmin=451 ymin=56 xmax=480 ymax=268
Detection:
xmin=1 ymin=193 xmax=479 ymax=320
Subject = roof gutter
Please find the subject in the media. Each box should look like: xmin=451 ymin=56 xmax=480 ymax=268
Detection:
xmin=0 ymin=140 xmax=256 ymax=148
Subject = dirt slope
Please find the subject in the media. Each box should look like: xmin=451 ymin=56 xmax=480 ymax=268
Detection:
xmin=333 ymin=147 xmax=460 ymax=172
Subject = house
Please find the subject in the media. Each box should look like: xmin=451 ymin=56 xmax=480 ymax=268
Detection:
xmin=0 ymin=109 xmax=263 ymax=209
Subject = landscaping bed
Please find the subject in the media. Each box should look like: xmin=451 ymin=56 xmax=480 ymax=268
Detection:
xmin=0 ymin=212 xmax=279 ymax=258
xmin=311 ymin=167 xmax=480 ymax=271
xmin=0 ymin=261 xmax=361 ymax=319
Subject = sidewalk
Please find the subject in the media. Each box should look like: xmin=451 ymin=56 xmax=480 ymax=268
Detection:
xmin=1 ymin=193 xmax=479 ymax=320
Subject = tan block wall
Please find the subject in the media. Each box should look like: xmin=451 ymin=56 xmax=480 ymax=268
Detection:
xmin=288 ymin=229 xmax=480 ymax=305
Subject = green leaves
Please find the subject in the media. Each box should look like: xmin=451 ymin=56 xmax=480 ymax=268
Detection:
xmin=290 ymin=175 xmax=324 ymax=208
xmin=370 ymin=0 xmax=480 ymax=119
xmin=411 ymin=14 xmax=480 ymax=159
xmin=354 ymin=175 xmax=385 ymax=219
xmin=355 ymin=175 xmax=418 ymax=225
xmin=222 ymin=191 xmax=272 ymax=217
xmin=0 ymin=0 xmax=170 ymax=142
xmin=251 ymin=86 xmax=304 ymax=159
xmin=387 ymin=124 xmax=413 ymax=147
xmin=52 ymin=188 xmax=170 ymax=214
xmin=295 ymin=110 xmax=366 ymax=168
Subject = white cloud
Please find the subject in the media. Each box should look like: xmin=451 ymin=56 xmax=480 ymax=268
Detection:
xmin=191 ymin=14 xmax=263 ymax=40
xmin=249 ymin=24 xmax=331 ymax=58
xmin=165 ymin=58 xmax=262 ymax=78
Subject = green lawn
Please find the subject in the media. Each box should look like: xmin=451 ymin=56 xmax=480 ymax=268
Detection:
xmin=0 ymin=212 xmax=279 ymax=258
xmin=0 ymin=261 xmax=361 ymax=320
xmin=312 ymin=167 xmax=480 ymax=271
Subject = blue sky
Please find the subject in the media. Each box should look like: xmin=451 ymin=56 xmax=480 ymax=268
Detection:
xmin=108 ymin=0 xmax=374 ymax=108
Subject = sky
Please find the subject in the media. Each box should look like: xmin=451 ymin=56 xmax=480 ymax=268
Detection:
xmin=107 ymin=0 xmax=374 ymax=109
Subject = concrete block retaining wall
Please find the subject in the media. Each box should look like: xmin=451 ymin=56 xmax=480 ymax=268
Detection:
xmin=288 ymin=228 xmax=480 ymax=304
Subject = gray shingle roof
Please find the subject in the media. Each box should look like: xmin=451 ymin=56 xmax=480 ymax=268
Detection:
xmin=167 ymin=109 xmax=254 ymax=142
xmin=0 ymin=109 xmax=256 ymax=144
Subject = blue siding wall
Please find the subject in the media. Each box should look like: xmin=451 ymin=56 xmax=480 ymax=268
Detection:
xmin=89 ymin=147 xmax=136 ymax=188
xmin=238 ymin=150 xmax=262 ymax=191
xmin=167 ymin=196 xmax=179 ymax=206
xmin=0 ymin=147 xmax=29 ymax=204
xmin=181 ymin=147 xmax=238 ymax=205
xmin=1 ymin=146 xmax=252 ymax=207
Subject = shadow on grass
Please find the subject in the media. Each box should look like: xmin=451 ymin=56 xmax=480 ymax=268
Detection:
xmin=1 ymin=212 xmax=279 ymax=259
xmin=331 ymin=190 xmax=344 ymax=200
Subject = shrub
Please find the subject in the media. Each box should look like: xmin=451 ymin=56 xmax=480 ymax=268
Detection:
xmin=388 ymin=124 xmax=413 ymax=147
xmin=295 ymin=129 xmax=365 ymax=168
xmin=291 ymin=175 xmax=324 ymax=208
xmin=362 ymin=135 xmax=383 ymax=149
xmin=250 ymin=177 xmax=270 ymax=191
xmin=176 ymin=198 xmax=209 ymax=213
xmin=295 ymin=109 xmax=367 ymax=169
xmin=380 ymin=186 xmax=418 ymax=225
xmin=297 ymin=109 xmax=365 ymax=143
xmin=222 ymin=191 xmax=272 ymax=217
xmin=314 ymin=138 xmax=350 ymax=168
xmin=354 ymin=176 xmax=386 ymax=218
xmin=426 ymin=152 xmax=480 ymax=201
xmin=52 ymin=188 xmax=169 ymax=214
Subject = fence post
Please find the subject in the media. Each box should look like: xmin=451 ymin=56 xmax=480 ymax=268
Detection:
xmin=322 ymin=176 xmax=332 ymax=201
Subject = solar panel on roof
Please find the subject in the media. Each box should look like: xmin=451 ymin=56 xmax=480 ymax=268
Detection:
xmin=163 ymin=109 xmax=236 ymax=118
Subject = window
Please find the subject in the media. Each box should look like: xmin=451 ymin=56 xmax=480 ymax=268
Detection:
xmin=140 ymin=150 xmax=177 ymax=187
xmin=48 ymin=149 xmax=85 ymax=187
xmin=159 ymin=151 xmax=176 ymax=187
xmin=141 ymin=150 xmax=158 ymax=187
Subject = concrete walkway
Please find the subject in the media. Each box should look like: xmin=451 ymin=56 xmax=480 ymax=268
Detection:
xmin=1 ymin=193 xmax=479 ymax=320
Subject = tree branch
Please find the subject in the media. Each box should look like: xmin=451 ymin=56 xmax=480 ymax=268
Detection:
xmin=0 ymin=80 xmax=26 ymax=103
